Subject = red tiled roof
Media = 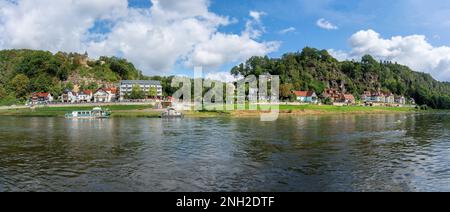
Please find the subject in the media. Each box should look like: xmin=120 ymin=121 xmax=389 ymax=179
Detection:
xmin=293 ymin=91 xmax=315 ymax=97
xmin=95 ymin=87 xmax=117 ymax=94
xmin=82 ymin=90 xmax=92 ymax=95
xmin=33 ymin=92 xmax=50 ymax=98
xmin=343 ymin=94 xmax=355 ymax=100
xmin=104 ymin=87 xmax=117 ymax=94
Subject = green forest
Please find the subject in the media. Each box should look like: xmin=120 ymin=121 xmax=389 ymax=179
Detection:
xmin=0 ymin=49 xmax=181 ymax=105
xmin=231 ymin=47 xmax=450 ymax=109
xmin=0 ymin=49 xmax=146 ymax=105
xmin=1 ymin=48 xmax=450 ymax=109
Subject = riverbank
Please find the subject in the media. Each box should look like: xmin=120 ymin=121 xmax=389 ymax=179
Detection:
xmin=226 ymin=104 xmax=420 ymax=117
xmin=0 ymin=104 xmax=422 ymax=118
xmin=0 ymin=105 xmax=157 ymax=117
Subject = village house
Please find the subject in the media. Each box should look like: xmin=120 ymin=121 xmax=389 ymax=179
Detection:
xmin=61 ymin=89 xmax=77 ymax=103
xmin=374 ymin=93 xmax=386 ymax=103
xmin=77 ymin=90 xmax=93 ymax=103
xmin=292 ymin=91 xmax=318 ymax=104
xmin=322 ymin=89 xmax=342 ymax=102
xmin=30 ymin=92 xmax=53 ymax=105
xmin=330 ymin=93 xmax=356 ymax=106
xmin=361 ymin=91 xmax=371 ymax=102
xmin=94 ymin=88 xmax=117 ymax=103
xmin=340 ymin=94 xmax=356 ymax=104
xmin=395 ymin=96 xmax=406 ymax=105
xmin=362 ymin=91 xmax=408 ymax=106
xmin=365 ymin=92 xmax=380 ymax=103
xmin=385 ymin=93 xmax=395 ymax=104
xmin=362 ymin=91 xmax=386 ymax=103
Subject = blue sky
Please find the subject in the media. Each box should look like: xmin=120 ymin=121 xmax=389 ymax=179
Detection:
xmin=210 ymin=0 xmax=450 ymax=55
xmin=132 ymin=0 xmax=450 ymax=79
xmin=1 ymin=0 xmax=450 ymax=80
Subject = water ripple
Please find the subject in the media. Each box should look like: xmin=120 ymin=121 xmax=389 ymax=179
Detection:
xmin=1 ymin=113 xmax=450 ymax=191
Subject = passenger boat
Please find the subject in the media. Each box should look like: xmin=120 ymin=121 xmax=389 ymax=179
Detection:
xmin=160 ymin=108 xmax=184 ymax=118
xmin=65 ymin=107 xmax=111 ymax=119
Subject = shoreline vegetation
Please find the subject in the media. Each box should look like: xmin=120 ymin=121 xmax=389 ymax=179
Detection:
xmin=0 ymin=104 xmax=423 ymax=118
xmin=3 ymin=48 xmax=450 ymax=112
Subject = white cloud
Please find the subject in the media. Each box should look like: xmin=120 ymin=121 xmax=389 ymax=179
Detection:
xmin=0 ymin=0 xmax=279 ymax=75
xmin=316 ymin=18 xmax=338 ymax=30
xmin=328 ymin=49 xmax=352 ymax=61
xmin=205 ymin=71 xmax=242 ymax=83
xmin=433 ymin=34 xmax=441 ymax=40
xmin=249 ymin=11 xmax=266 ymax=22
xmin=333 ymin=29 xmax=450 ymax=81
xmin=0 ymin=0 xmax=128 ymax=51
xmin=187 ymin=33 xmax=280 ymax=69
xmin=243 ymin=11 xmax=267 ymax=39
xmin=279 ymin=27 xmax=296 ymax=34
xmin=187 ymin=10 xmax=279 ymax=69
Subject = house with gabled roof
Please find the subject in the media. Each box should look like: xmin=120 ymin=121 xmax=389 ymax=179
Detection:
xmin=94 ymin=88 xmax=117 ymax=103
xmin=30 ymin=92 xmax=53 ymax=105
xmin=61 ymin=89 xmax=77 ymax=103
xmin=292 ymin=91 xmax=318 ymax=104
xmin=341 ymin=94 xmax=356 ymax=104
xmin=77 ymin=90 xmax=93 ymax=103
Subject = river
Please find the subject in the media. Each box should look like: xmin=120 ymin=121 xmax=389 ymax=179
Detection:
xmin=1 ymin=113 xmax=450 ymax=192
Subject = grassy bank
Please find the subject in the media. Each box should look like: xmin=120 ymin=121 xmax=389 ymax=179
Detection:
xmin=0 ymin=105 xmax=156 ymax=117
xmin=0 ymin=104 xmax=421 ymax=118
xmin=278 ymin=104 xmax=417 ymax=113
xmin=225 ymin=104 xmax=419 ymax=117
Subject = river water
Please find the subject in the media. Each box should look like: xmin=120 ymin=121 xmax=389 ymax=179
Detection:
xmin=1 ymin=113 xmax=450 ymax=192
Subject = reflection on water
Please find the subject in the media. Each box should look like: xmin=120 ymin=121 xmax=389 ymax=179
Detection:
xmin=1 ymin=113 xmax=450 ymax=191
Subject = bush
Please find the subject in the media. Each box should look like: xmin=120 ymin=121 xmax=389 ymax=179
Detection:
xmin=288 ymin=94 xmax=296 ymax=102
xmin=419 ymin=105 xmax=428 ymax=110
xmin=322 ymin=97 xmax=333 ymax=105
xmin=0 ymin=94 xmax=18 ymax=106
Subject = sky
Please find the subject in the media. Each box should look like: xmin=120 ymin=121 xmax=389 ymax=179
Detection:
xmin=1 ymin=0 xmax=450 ymax=82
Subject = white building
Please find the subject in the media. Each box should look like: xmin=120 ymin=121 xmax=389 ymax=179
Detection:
xmin=119 ymin=80 xmax=163 ymax=100
xmin=61 ymin=90 xmax=77 ymax=103
xmin=395 ymin=96 xmax=406 ymax=105
xmin=385 ymin=94 xmax=395 ymax=104
xmin=30 ymin=92 xmax=54 ymax=105
xmin=94 ymin=88 xmax=117 ymax=103
xmin=77 ymin=90 xmax=93 ymax=103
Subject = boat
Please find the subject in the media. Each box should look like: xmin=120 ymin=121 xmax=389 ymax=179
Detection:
xmin=65 ymin=107 xmax=111 ymax=119
xmin=160 ymin=108 xmax=184 ymax=118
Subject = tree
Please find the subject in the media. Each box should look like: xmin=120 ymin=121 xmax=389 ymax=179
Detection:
xmin=148 ymin=87 xmax=158 ymax=99
xmin=288 ymin=93 xmax=296 ymax=102
xmin=129 ymin=84 xmax=145 ymax=99
xmin=50 ymin=83 xmax=63 ymax=98
xmin=31 ymin=73 xmax=53 ymax=92
xmin=64 ymin=82 xmax=74 ymax=91
xmin=87 ymin=82 xmax=98 ymax=90
xmin=0 ymin=85 xmax=6 ymax=99
xmin=9 ymin=74 xmax=30 ymax=100
xmin=322 ymin=97 xmax=333 ymax=105
xmin=361 ymin=55 xmax=377 ymax=65
xmin=104 ymin=56 xmax=141 ymax=80
xmin=280 ymin=84 xmax=293 ymax=100
xmin=79 ymin=82 xmax=87 ymax=91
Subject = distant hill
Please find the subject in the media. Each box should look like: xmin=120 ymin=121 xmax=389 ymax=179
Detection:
xmin=2 ymin=48 xmax=450 ymax=109
xmin=231 ymin=47 xmax=450 ymax=109
xmin=0 ymin=49 xmax=145 ymax=105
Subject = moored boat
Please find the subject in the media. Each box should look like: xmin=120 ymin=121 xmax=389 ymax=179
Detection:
xmin=65 ymin=107 xmax=111 ymax=119
xmin=160 ymin=108 xmax=183 ymax=118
